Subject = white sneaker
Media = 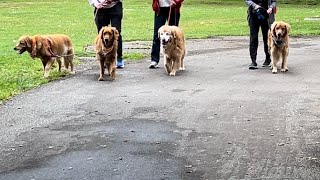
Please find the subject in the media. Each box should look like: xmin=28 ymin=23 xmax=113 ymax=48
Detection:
xmin=149 ymin=61 xmax=158 ymax=69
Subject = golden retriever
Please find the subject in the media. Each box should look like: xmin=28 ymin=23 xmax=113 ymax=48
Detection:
xmin=94 ymin=26 xmax=119 ymax=81
xmin=158 ymin=25 xmax=186 ymax=76
xmin=14 ymin=34 xmax=74 ymax=78
xmin=268 ymin=21 xmax=291 ymax=74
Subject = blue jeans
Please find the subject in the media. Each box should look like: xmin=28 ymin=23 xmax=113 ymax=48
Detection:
xmin=94 ymin=2 xmax=123 ymax=60
xmin=151 ymin=7 xmax=180 ymax=63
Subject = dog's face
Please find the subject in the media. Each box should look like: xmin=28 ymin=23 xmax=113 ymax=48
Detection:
xmin=100 ymin=27 xmax=119 ymax=47
xmin=14 ymin=36 xmax=32 ymax=54
xmin=159 ymin=26 xmax=175 ymax=48
xmin=272 ymin=21 xmax=291 ymax=39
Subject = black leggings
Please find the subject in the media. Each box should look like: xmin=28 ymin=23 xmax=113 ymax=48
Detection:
xmin=249 ymin=14 xmax=270 ymax=62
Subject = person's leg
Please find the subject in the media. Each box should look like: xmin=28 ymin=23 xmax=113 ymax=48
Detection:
xmin=261 ymin=19 xmax=271 ymax=67
xmin=94 ymin=8 xmax=111 ymax=33
xmin=168 ymin=8 xmax=180 ymax=26
xmin=249 ymin=16 xmax=260 ymax=69
xmin=110 ymin=2 xmax=124 ymax=68
xmin=150 ymin=7 xmax=169 ymax=68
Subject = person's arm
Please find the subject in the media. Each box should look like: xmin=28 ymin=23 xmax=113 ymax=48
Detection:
xmin=269 ymin=0 xmax=277 ymax=9
xmin=245 ymin=0 xmax=258 ymax=8
xmin=171 ymin=0 xmax=183 ymax=7
xmin=267 ymin=0 xmax=277 ymax=14
xmin=175 ymin=0 xmax=184 ymax=4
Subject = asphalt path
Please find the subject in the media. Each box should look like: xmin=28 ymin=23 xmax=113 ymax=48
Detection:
xmin=0 ymin=36 xmax=320 ymax=180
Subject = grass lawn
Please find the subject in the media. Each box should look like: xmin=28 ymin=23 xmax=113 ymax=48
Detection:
xmin=0 ymin=0 xmax=319 ymax=102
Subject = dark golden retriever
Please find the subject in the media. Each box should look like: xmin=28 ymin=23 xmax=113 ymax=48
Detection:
xmin=158 ymin=25 xmax=186 ymax=76
xmin=268 ymin=21 xmax=291 ymax=74
xmin=14 ymin=34 xmax=74 ymax=78
xmin=94 ymin=26 xmax=119 ymax=81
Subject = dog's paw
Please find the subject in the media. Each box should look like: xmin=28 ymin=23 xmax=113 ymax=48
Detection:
xmin=281 ymin=68 xmax=288 ymax=72
xmin=70 ymin=71 xmax=76 ymax=74
xmin=98 ymin=77 xmax=104 ymax=81
xmin=271 ymin=67 xmax=278 ymax=74
xmin=179 ymin=67 xmax=185 ymax=71
xmin=169 ymin=72 xmax=176 ymax=76
xmin=164 ymin=65 xmax=171 ymax=74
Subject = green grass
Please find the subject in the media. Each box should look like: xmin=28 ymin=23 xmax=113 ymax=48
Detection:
xmin=0 ymin=0 xmax=320 ymax=102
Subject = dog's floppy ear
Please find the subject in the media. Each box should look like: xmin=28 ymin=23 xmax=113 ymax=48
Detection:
xmin=24 ymin=36 xmax=34 ymax=48
xmin=271 ymin=21 xmax=277 ymax=37
xmin=284 ymin=22 xmax=291 ymax=34
xmin=44 ymin=37 xmax=55 ymax=56
xmin=94 ymin=27 xmax=105 ymax=52
xmin=172 ymin=29 xmax=176 ymax=39
xmin=35 ymin=36 xmax=43 ymax=49
xmin=112 ymin=27 xmax=119 ymax=40
xmin=30 ymin=35 xmax=39 ymax=58
xmin=169 ymin=27 xmax=176 ymax=39
xmin=99 ymin=27 xmax=105 ymax=40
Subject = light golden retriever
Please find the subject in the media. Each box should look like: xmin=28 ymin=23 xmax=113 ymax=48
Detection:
xmin=158 ymin=25 xmax=186 ymax=76
xmin=14 ymin=34 xmax=74 ymax=78
xmin=94 ymin=26 xmax=119 ymax=81
xmin=268 ymin=21 xmax=291 ymax=74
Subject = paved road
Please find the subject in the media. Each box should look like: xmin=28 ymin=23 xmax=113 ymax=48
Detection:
xmin=0 ymin=37 xmax=320 ymax=180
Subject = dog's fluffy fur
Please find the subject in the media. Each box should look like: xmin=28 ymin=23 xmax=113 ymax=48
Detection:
xmin=14 ymin=34 xmax=74 ymax=78
xmin=94 ymin=26 xmax=119 ymax=81
xmin=158 ymin=25 xmax=186 ymax=76
xmin=268 ymin=21 xmax=291 ymax=74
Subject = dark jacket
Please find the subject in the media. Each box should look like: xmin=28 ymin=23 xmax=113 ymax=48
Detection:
xmin=245 ymin=0 xmax=277 ymax=26
xmin=152 ymin=0 xmax=184 ymax=15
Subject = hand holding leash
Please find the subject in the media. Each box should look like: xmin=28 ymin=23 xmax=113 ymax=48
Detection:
xmin=94 ymin=0 xmax=105 ymax=9
xmin=170 ymin=0 xmax=176 ymax=7
xmin=254 ymin=4 xmax=261 ymax=9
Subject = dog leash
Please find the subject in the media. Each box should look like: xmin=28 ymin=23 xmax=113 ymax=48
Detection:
xmin=167 ymin=4 xmax=172 ymax=24
xmin=94 ymin=7 xmax=99 ymax=21
xmin=167 ymin=1 xmax=177 ymax=26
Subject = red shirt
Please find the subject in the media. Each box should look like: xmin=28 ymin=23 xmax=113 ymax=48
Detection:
xmin=152 ymin=0 xmax=184 ymax=15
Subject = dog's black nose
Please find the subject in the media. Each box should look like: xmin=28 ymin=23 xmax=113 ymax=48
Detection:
xmin=13 ymin=47 xmax=17 ymax=50
xmin=104 ymin=39 xmax=109 ymax=44
xmin=277 ymin=33 xmax=281 ymax=37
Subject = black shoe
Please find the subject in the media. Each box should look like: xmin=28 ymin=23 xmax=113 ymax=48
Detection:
xmin=249 ymin=62 xmax=258 ymax=70
xmin=262 ymin=59 xmax=271 ymax=67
